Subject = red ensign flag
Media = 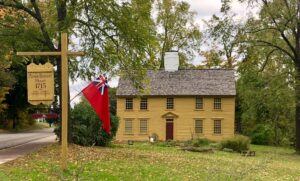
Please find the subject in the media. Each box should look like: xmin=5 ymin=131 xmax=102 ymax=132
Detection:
xmin=82 ymin=75 xmax=110 ymax=134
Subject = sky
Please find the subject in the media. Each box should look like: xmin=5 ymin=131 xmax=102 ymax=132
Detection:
xmin=69 ymin=0 xmax=250 ymax=105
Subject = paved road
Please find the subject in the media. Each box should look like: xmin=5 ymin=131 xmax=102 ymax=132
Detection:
xmin=0 ymin=128 xmax=57 ymax=164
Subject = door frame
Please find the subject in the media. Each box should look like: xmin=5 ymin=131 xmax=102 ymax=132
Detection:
xmin=166 ymin=118 xmax=174 ymax=140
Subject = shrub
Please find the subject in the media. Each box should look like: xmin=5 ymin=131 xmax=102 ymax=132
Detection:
xmin=192 ymin=138 xmax=211 ymax=147
xmin=250 ymin=124 xmax=272 ymax=145
xmin=155 ymin=140 xmax=178 ymax=147
xmin=54 ymin=99 xmax=119 ymax=146
xmin=220 ymin=135 xmax=250 ymax=152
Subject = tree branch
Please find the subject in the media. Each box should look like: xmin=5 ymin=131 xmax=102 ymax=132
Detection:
xmin=73 ymin=18 xmax=118 ymax=47
xmin=30 ymin=0 xmax=56 ymax=51
xmin=261 ymin=0 xmax=297 ymax=56
xmin=259 ymin=48 xmax=278 ymax=72
xmin=255 ymin=40 xmax=295 ymax=62
xmin=0 ymin=0 xmax=38 ymax=20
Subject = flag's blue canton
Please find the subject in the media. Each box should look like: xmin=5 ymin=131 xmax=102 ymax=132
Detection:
xmin=92 ymin=77 xmax=108 ymax=95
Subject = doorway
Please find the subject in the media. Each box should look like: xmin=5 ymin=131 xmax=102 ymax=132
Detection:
xmin=166 ymin=119 xmax=174 ymax=140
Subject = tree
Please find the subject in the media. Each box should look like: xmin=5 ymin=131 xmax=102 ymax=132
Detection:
xmin=0 ymin=1 xmax=156 ymax=137
xmin=0 ymin=53 xmax=15 ymax=114
xmin=155 ymin=0 xmax=202 ymax=68
xmin=237 ymin=48 xmax=295 ymax=145
xmin=224 ymin=0 xmax=300 ymax=152
xmin=202 ymin=12 xmax=243 ymax=68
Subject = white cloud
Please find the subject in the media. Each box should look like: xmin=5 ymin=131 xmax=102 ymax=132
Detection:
xmin=185 ymin=0 xmax=250 ymax=27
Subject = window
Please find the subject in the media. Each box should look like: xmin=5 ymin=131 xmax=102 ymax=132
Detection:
xmin=195 ymin=120 xmax=203 ymax=134
xmin=140 ymin=98 xmax=148 ymax=110
xmin=166 ymin=97 xmax=174 ymax=109
xmin=195 ymin=97 xmax=203 ymax=109
xmin=126 ymin=98 xmax=133 ymax=110
xmin=214 ymin=120 xmax=221 ymax=134
xmin=125 ymin=119 xmax=133 ymax=134
xmin=214 ymin=98 xmax=222 ymax=110
xmin=140 ymin=119 xmax=148 ymax=134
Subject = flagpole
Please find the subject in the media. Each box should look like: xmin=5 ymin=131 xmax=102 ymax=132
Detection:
xmin=70 ymin=91 xmax=82 ymax=103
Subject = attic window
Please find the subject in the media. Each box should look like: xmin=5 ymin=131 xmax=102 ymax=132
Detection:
xmin=126 ymin=98 xmax=133 ymax=110
xmin=166 ymin=97 xmax=174 ymax=109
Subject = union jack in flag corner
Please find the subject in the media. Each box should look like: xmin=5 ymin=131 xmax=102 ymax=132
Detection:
xmin=82 ymin=75 xmax=110 ymax=134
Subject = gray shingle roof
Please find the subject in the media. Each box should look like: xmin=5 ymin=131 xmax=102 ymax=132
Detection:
xmin=117 ymin=69 xmax=236 ymax=96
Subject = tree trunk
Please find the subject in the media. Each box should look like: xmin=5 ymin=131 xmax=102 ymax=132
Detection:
xmin=274 ymin=115 xmax=279 ymax=145
xmin=295 ymin=71 xmax=300 ymax=152
xmin=56 ymin=1 xmax=72 ymax=143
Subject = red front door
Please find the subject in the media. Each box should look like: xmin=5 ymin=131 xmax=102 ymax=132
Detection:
xmin=166 ymin=119 xmax=174 ymax=140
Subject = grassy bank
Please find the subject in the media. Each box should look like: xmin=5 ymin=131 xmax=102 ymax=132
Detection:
xmin=0 ymin=122 xmax=51 ymax=133
xmin=0 ymin=143 xmax=299 ymax=180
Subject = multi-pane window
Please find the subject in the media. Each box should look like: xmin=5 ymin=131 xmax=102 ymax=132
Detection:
xmin=195 ymin=120 xmax=203 ymax=134
xmin=126 ymin=98 xmax=133 ymax=110
xmin=166 ymin=97 xmax=174 ymax=109
xmin=140 ymin=119 xmax=148 ymax=134
xmin=214 ymin=98 xmax=222 ymax=110
xmin=214 ymin=120 xmax=222 ymax=134
xmin=140 ymin=98 xmax=148 ymax=110
xmin=125 ymin=119 xmax=133 ymax=134
xmin=195 ymin=97 xmax=203 ymax=109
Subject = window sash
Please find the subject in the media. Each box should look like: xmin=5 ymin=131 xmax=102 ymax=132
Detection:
xmin=214 ymin=120 xmax=221 ymax=134
xmin=195 ymin=120 xmax=203 ymax=134
xmin=139 ymin=119 xmax=148 ymax=133
xmin=125 ymin=120 xmax=133 ymax=134
xmin=195 ymin=97 xmax=203 ymax=109
xmin=126 ymin=98 xmax=133 ymax=110
xmin=140 ymin=98 xmax=148 ymax=110
xmin=166 ymin=97 xmax=174 ymax=109
xmin=214 ymin=98 xmax=222 ymax=110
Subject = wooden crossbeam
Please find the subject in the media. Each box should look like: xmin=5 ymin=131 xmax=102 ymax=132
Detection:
xmin=16 ymin=33 xmax=84 ymax=170
xmin=16 ymin=51 xmax=84 ymax=56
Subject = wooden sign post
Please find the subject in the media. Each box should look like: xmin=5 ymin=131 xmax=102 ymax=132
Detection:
xmin=17 ymin=33 xmax=84 ymax=170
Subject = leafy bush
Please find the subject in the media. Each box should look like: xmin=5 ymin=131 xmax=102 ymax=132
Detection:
xmin=155 ymin=140 xmax=178 ymax=147
xmin=220 ymin=135 xmax=250 ymax=152
xmin=250 ymin=124 xmax=272 ymax=145
xmin=192 ymin=138 xmax=211 ymax=147
xmin=55 ymin=99 xmax=119 ymax=146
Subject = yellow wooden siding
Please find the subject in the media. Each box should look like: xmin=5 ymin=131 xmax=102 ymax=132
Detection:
xmin=116 ymin=97 xmax=235 ymax=141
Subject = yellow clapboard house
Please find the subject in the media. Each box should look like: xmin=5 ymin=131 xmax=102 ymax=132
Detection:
xmin=116 ymin=52 xmax=236 ymax=141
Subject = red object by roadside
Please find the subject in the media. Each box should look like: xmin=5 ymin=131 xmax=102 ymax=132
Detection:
xmin=82 ymin=75 xmax=110 ymax=134
xmin=32 ymin=113 xmax=58 ymax=119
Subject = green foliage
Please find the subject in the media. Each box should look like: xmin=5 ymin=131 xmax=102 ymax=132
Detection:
xmin=192 ymin=138 xmax=211 ymax=147
xmin=237 ymin=57 xmax=295 ymax=145
xmin=156 ymin=0 xmax=202 ymax=68
xmin=108 ymin=87 xmax=117 ymax=115
xmin=155 ymin=140 xmax=178 ymax=147
xmin=202 ymin=12 xmax=242 ymax=68
xmin=55 ymin=99 xmax=119 ymax=146
xmin=219 ymin=135 xmax=250 ymax=152
xmin=250 ymin=124 xmax=273 ymax=145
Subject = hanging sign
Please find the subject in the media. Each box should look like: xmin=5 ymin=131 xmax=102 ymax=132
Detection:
xmin=27 ymin=62 xmax=54 ymax=105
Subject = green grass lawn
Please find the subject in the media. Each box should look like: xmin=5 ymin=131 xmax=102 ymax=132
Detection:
xmin=0 ymin=143 xmax=299 ymax=181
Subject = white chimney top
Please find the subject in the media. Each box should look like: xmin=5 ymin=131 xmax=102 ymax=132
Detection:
xmin=164 ymin=51 xmax=179 ymax=72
